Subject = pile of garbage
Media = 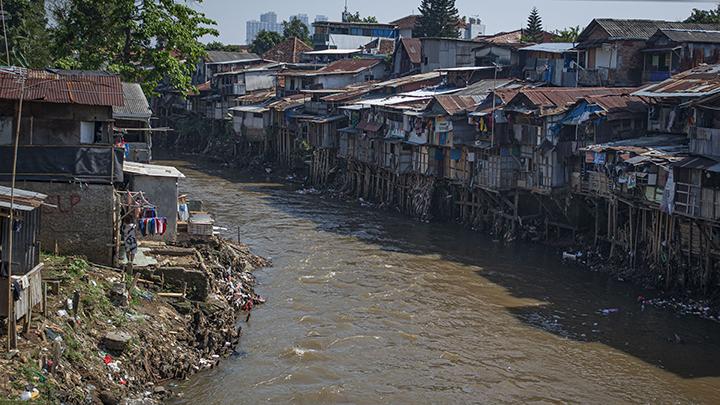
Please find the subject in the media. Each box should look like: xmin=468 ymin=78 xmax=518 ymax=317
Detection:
xmin=0 ymin=236 xmax=269 ymax=404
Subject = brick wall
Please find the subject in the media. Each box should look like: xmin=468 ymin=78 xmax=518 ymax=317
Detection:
xmin=5 ymin=181 xmax=116 ymax=265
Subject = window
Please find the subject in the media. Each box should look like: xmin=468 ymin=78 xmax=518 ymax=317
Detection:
xmin=80 ymin=121 xmax=95 ymax=144
xmin=0 ymin=117 xmax=12 ymax=145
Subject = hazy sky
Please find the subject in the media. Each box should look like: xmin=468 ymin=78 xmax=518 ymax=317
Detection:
xmin=194 ymin=0 xmax=718 ymax=44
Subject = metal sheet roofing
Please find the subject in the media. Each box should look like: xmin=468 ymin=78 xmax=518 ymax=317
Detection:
xmin=633 ymin=64 xmax=720 ymax=98
xmin=318 ymin=58 xmax=382 ymax=74
xmin=113 ymin=82 xmax=151 ymax=120
xmin=0 ymin=185 xmax=47 ymax=212
xmin=434 ymin=95 xmax=483 ymax=115
xmin=205 ymin=51 xmax=260 ymax=64
xmin=303 ymin=49 xmax=362 ymax=55
xmin=519 ymin=42 xmax=576 ymax=54
xmin=510 ymin=87 xmax=638 ymax=115
xmin=399 ymin=38 xmax=422 ymax=65
xmin=123 ymin=161 xmax=185 ymax=178
xmin=582 ymin=135 xmax=688 ymax=164
xmin=0 ymin=68 xmax=123 ymax=106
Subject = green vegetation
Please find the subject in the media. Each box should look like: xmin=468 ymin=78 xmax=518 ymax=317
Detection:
xmin=345 ymin=12 xmax=378 ymax=23
xmin=415 ymin=0 xmax=460 ymax=38
xmin=250 ymin=30 xmax=284 ymax=55
xmin=554 ymin=26 xmax=580 ymax=43
xmin=282 ymin=17 xmax=312 ymax=45
xmin=685 ymin=4 xmax=720 ymax=23
xmin=523 ymin=7 xmax=544 ymax=43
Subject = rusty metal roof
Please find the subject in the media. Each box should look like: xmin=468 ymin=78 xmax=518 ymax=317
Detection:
xmin=263 ymin=38 xmax=313 ymax=63
xmin=509 ymin=87 xmax=638 ymax=115
xmin=634 ymin=64 xmax=720 ymax=98
xmin=434 ymin=95 xmax=483 ymax=115
xmin=390 ymin=15 xmax=419 ymax=30
xmin=0 ymin=68 xmax=124 ymax=106
xmin=399 ymin=38 xmax=422 ymax=65
xmin=318 ymin=59 xmax=383 ymax=74
xmin=583 ymin=94 xmax=648 ymax=114
xmin=582 ymin=135 xmax=688 ymax=165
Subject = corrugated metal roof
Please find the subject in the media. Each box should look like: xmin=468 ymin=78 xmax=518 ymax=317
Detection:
xmin=453 ymin=79 xmax=518 ymax=96
xmin=510 ymin=87 xmax=638 ymax=115
xmin=205 ymin=51 xmax=260 ymax=64
xmin=582 ymin=135 xmax=688 ymax=163
xmin=400 ymin=38 xmax=422 ymax=65
xmin=123 ymin=161 xmax=185 ymax=178
xmin=0 ymin=185 xmax=47 ymax=212
xmin=304 ymin=49 xmax=362 ymax=55
xmin=435 ymin=95 xmax=483 ymax=115
xmin=318 ymin=58 xmax=382 ymax=74
xmin=113 ymin=82 xmax=151 ymax=120
xmin=519 ymin=42 xmax=576 ymax=54
xmin=0 ymin=68 xmax=123 ymax=106
xmin=391 ymin=15 xmax=419 ymax=30
xmin=583 ymin=94 xmax=648 ymax=113
xmin=634 ymin=64 xmax=720 ymax=98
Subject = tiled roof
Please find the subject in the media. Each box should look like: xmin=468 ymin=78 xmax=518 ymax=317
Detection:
xmin=113 ymin=82 xmax=151 ymax=120
xmin=0 ymin=68 xmax=123 ymax=106
xmin=263 ymin=37 xmax=313 ymax=63
xmin=580 ymin=19 xmax=720 ymax=42
xmin=205 ymin=50 xmax=260 ymax=63
xmin=363 ymin=38 xmax=395 ymax=55
xmin=319 ymin=58 xmax=382 ymax=74
xmin=400 ymin=38 xmax=422 ymax=65
xmin=390 ymin=15 xmax=419 ymax=30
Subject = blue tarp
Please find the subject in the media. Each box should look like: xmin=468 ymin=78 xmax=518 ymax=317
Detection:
xmin=450 ymin=148 xmax=461 ymax=161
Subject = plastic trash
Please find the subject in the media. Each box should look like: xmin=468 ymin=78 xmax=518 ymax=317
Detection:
xmin=599 ymin=308 xmax=620 ymax=315
xmin=20 ymin=387 xmax=39 ymax=401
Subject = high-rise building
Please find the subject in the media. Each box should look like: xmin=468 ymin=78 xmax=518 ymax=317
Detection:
xmin=290 ymin=13 xmax=309 ymax=27
xmin=246 ymin=11 xmax=284 ymax=44
xmin=313 ymin=15 xmax=328 ymax=35
xmin=260 ymin=12 xmax=277 ymax=24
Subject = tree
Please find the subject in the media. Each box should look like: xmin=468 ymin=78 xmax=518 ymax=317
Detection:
xmin=415 ymin=0 xmax=460 ymax=38
xmin=282 ymin=17 xmax=311 ymax=44
xmin=523 ymin=7 xmax=544 ymax=43
xmin=250 ymin=30 xmax=282 ymax=55
xmin=553 ymin=26 xmax=580 ymax=43
xmin=205 ymin=41 xmax=245 ymax=52
xmin=0 ymin=0 xmax=52 ymax=68
xmin=685 ymin=4 xmax=720 ymax=23
xmin=50 ymin=0 xmax=218 ymax=96
xmin=345 ymin=12 xmax=378 ymax=23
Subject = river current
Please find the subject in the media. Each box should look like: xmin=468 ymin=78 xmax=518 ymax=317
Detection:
xmin=167 ymin=160 xmax=720 ymax=404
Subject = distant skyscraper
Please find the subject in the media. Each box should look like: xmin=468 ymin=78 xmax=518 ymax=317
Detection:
xmin=290 ymin=13 xmax=309 ymax=28
xmin=260 ymin=12 xmax=277 ymax=24
xmin=246 ymin=11 xmax=284 ymax=44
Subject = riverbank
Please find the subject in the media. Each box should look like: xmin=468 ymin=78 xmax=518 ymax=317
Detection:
xmin=0 ymin=237 xmax=268 ymax=404
xmin=170 ymin=143 xmax=720 ymax=324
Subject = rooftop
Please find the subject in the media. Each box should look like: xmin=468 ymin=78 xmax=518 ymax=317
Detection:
xmin=398 ymin=38 xmax=422 ymax=65
xmin=633 ymin=64 xmax=720 ymax=98
xmin=205 ymin=51 xmax=260 ymax=64
xmin=113 ymin=82 xmax=151 ymax=120
xmin=578 ymin=19 xmax=720 ymax=42
xmin=390 ymin=15 xmax=419 ymax=30
xmin=654 ymin=28 xmax=720 ymax=44
xmin=0 ymin=185 xmax=47 ymax=212
xmin=0 ymin=68 xmax=124 ymax=106
xmin=519 ymin=42 xmax=576 ymax=54
xmin=123 ymin=161 xmax=185 ymax=178
xmin=263 ymin=37 xmax=313 ymax=63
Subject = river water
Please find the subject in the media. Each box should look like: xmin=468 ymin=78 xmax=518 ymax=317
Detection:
xmin=167 ymin=160 xmax=720 ymax=404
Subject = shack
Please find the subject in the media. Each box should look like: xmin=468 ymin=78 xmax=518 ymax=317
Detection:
xmin=123 ymin=162 xmax=185 ymax=242
xmin=0 ymin=186 xmax=47 ymax=324
xmin=113 ymin=82 xmax=153 ymax=163
xmin=0 ymin=68 xmax=124 ymax=265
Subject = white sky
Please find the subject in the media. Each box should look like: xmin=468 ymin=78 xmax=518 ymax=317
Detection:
xmin=193 ymin=0 xmax=718 ymax=44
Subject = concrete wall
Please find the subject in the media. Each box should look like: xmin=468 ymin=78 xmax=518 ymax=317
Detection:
xmin=5 ymin=181 xmax=116 ymax=265
xmin=130 ymin=175 xmax=178 ymax=242
xmin=245 ymin=71 xmax=276 ymax=92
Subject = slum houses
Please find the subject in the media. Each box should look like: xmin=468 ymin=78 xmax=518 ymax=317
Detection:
xmin=179 ymin=17 xmax=720 ymax=292
xmin=0 ymin=68 xmax=206 ymax=284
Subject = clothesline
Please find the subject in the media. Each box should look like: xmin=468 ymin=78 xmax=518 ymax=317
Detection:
xmin=116 ymin=190 xmax=156 ymax=221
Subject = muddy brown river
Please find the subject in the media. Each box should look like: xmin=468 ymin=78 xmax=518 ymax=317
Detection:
xmin=167 ymin=160 xmax=720 ymax=404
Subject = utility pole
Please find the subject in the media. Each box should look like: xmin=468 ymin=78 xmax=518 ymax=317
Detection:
xmin=6 ymin=68 xmax=25 ymax=351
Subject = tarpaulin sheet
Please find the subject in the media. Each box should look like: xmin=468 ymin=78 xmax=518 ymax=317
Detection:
xmin=0 ymin=145 xmax=123 ymax=184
